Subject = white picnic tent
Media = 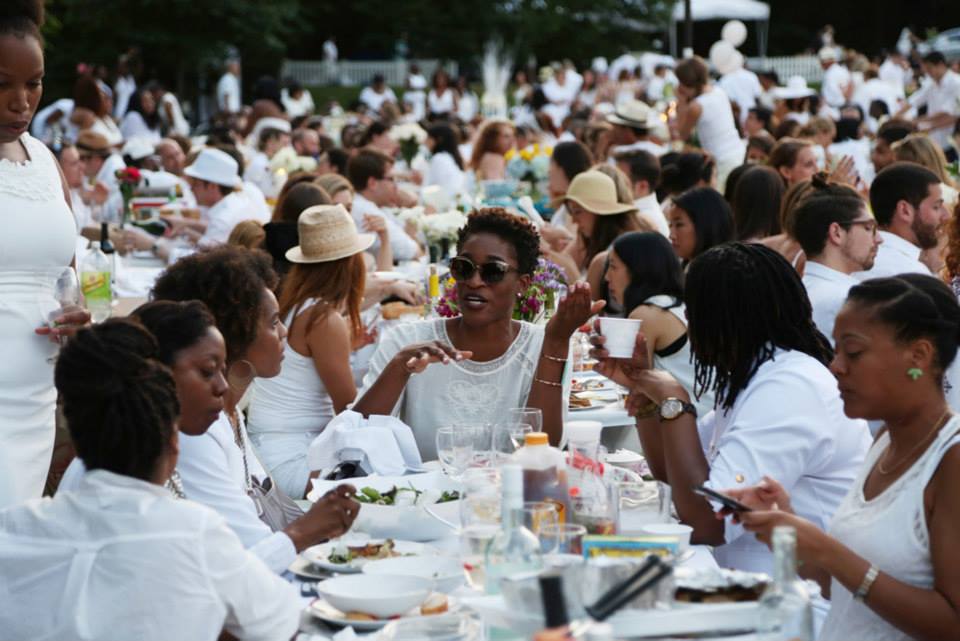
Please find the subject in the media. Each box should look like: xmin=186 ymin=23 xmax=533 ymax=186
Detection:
xmin=669 ymin=0 xmax=770 ymax=58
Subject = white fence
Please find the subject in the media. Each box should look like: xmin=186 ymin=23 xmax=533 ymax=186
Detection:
xmin=280 ymin=59 xmax=460 ymax=87
xmin=746 ymin=55 xmax=822 ymax=83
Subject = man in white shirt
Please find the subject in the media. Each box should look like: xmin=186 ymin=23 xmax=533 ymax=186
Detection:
xmin=0 ymin=470 xmax=301 ymax=641
xmin=607 ymin=100 xmax=668 ymax=158
xmin=819 ymin=47 xmax=852 ymax=108
xmin=855 ymin=162 xmax=947 ymax=280
xmin=904 ymin=52 xmax=960 ymax=149
xmin=359 ymin=74 xmax=398 ymax=114
xmin=615 ymin=148 xmax=669 ymax=237
xmin=793 ymin=184 xmax=882 ymax=342
xmin=181 ymin=148 xmax=261 ymax=247
xmin=348 ymin=148 xmax=423 ymax=261
xmin=217 ymin=58 xmax=242 ymax=114
xmin=718 ymin=65 xmax=763 ymax=124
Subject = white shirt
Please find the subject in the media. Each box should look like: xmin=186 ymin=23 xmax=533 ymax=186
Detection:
xmin=853 ymin=78 xmax=901 ymax=119
xmin=217 ymin=72 xmax=241 ymax=113
xmin=243 ymin=151 xmax=275 ymax=198
xmin=457 ymin=91 xmax=480 ymax=123
xmin=281 ymin=89 xmax=316 ymax=119
xmin=828 ymin=138 xmax=875 ymax=186
xmin=700 ymin=349 xmax=871 ymax=573
xmin=822 ymin=62 xmax=852 ymax=108
xmin=323 ymin=39 xmax=338 ymax=62
xmin=427 ymin=152 xmax=466 ymax=199
xmin=360 ymin=318 xmax=545 ymax=460
xmin=359 ymin=86 xmax=397 ymax=113
xmin=634 ymin=194 xmax=669 ymax=237
xmin=718 ymin=68 xmax=763 ymax=122
xmin=0 ymin=469 xmax=300 ymax=641
xmin=120 ymin=111 xmax=162 ymax=144
xmin=160 ymin=92 xmax=190 ymax=137
xmin=909 ymin=70 xmax=960 ymax=147
xmin=854 ymin=230 xmax=930 ymax=280
xmin=199 ymin=190 xmax=266 ymax=247
xmin=878 ymin=59 xmax=909 ymax=97
xmin=113 ymin=75 xmax=137 ymax=120
xmin=427 ymin=89 xmax=456 ymax=115
xmin=352 ymin=193 xmax=420 ymax=261
xmin=802 ymin=261 xmax=859 ymax=344
xmin=177 ymin=412 xmax=298 ymax=574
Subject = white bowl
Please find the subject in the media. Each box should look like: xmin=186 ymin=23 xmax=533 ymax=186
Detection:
xmin=641 ymin=523 xmax=693 ymax=552
xmin=362 ymin=555 xmax=466 ymax=594
xmin=316 ymin=574 xmax=432 ymax=619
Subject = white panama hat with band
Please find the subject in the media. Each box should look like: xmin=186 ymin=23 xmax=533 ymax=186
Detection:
xmin=183 ymin=148 xmax=242 ymax=189
xmin=606 ymin=100 xmax=661 ymax=130
xmin=556 ymin=170 xmax=637 ymax=215
xmin=285 ymin=204 xmax=376 ymax=264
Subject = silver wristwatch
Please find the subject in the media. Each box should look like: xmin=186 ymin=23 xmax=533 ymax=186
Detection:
xmin=659 ymin=397 xmax=697 ymax=421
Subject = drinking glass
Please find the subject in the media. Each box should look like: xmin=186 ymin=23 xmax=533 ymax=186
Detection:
xmin=617 ymin=481 xmax=673 ymax=533
xmin=539 ymin=523 xmax=588 ymax=555
xmin=523 ymin=501 xmax=559 ymax=539
xmin=436 ymin=426 xmax=474 ymax=480
xmin=459 ymin=495 xmax=501 ymax=590
xmin=38 ymin=267 xmax=81 ymax=327
xmin=492 ymin=422 xmax=533 ymax=462
xmin=507 ymin=407 xmax=542 ymax=433
xmin=461 ymin=423 xmax=493 ymax=467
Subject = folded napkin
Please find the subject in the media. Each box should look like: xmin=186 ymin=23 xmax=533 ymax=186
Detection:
xmin=306 ymin=410 xmax=423 ymax=478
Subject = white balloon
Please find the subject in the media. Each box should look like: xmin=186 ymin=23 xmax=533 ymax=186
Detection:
xmin=722 ymin=20 xmax=748 ymax=47
xmin=710 ymin=41 xmax=740 ymax=75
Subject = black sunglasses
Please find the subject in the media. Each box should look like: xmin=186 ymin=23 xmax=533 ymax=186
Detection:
xmin=449 ymin=256 xmax=519 ymax=284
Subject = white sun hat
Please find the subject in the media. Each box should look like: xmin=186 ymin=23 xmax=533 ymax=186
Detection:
xmin=183 ymin=148 xmax=242 ymax=188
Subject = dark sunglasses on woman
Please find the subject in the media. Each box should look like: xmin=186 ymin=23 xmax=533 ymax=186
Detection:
xmin=449 ymin=256 xmax=519 ymax=284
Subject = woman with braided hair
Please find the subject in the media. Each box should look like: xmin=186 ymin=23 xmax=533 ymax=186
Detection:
xmin=0 ymin=319 xmax=301 ymax=640
xmin=591 ymin=242 xmax=871 ymax=577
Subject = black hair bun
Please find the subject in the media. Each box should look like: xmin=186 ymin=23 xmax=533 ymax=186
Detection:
xmin=0 ymin=0 xmax=44 ymax=28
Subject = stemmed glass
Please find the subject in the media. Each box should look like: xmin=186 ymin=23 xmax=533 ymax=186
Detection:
xmin=507 ymin=407 xmax=542 ymax=433
xmin=38 ymin=267 xmax=82 ymax=361
xmin=492 ymin=422 xmax=533 ymax=462
xmin=436 ymin=426 xmax=475 ymax=481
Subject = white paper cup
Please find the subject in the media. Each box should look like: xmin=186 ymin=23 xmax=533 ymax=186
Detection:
xmin=599 ymin=318 xmax=643 ymax=358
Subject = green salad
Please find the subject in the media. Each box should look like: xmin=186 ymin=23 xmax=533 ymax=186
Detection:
xmin=354 ymin=484 xmax=460 ymax=506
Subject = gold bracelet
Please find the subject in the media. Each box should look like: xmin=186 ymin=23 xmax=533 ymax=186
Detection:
xmin=540 ymin=353 xmax=568 ymax=363
xmin=534 ymin=377 xmax=563 ymax=387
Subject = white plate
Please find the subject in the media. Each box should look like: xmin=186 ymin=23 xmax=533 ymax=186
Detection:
xmin=301 ymin=538 xmax=435 ymax=574
xmin=308 ymin=594 xmax=458 ymax=631
xmin=288 ymin=555 xmax=336 ymax=580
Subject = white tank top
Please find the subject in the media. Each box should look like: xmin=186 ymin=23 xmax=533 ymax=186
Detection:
xmin=427 ymin=89 xmax=455 ymax=114
xmin=693 ymin=87 xmax=745 ymax=165
xmin=247 ymin=299 xmax=335 ymax=436
xmin=820 ymin=416 xmax=960 ymax=641
xmin=642 ymin=296 xmax=715 ymax=418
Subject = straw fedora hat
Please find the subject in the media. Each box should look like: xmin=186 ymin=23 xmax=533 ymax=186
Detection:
xmin=285 ymin=204 xmax=375 ymax=264
xmin=556 ymin=170 xmax=636 ymax=215
xmin=606 ymin=100 xmax=660 ymax=130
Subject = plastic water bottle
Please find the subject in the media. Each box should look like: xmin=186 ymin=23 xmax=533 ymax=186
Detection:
xmin=757 ymin=526 xmax=814 ymax=640
xmin=484 ymin=464 xmax=543 ymax=595
xmin=80 ymin=241 xmax=113 ymax=323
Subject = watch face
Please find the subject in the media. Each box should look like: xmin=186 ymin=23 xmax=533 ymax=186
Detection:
xmin=661 ymin=398 xmax=683 ymax=420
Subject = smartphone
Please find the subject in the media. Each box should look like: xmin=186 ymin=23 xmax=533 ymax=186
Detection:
xmin=692 ymin=484 xmax=752 ymax=513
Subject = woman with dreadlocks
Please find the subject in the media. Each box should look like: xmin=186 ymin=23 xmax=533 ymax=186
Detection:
xmin=591 ymin=242 xmax=871 ymax=575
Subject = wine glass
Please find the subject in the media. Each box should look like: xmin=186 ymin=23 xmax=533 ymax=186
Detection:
xmin=507 ymin=407 xmax=542 ymax=433
xmin=492 ymin=422 xmax=533 ymax=462
xmin=459 ymin=494 xmax=501 ymax=590
xmin=38 ymin=267 xmax=81 ymax=327
xmin=523 ymin=501 xmax=559 ymax=539
xmin=436 ymin=426 xmax=474 ymax=480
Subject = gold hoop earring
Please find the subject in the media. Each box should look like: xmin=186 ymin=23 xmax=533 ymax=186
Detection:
xmin=227 ymin=359 xmax=257 ymax=388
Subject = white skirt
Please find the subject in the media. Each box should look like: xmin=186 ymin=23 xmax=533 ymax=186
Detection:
xmin=0 ymin=269 xmax=62 ymax=508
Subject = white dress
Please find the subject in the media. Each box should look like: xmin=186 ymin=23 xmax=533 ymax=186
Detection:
xmin=248 ymin=299 xmax=336 ymax=498
xmin=821 ymin=417 xmax=960 ymax=641
xmin=693 ymin=87 xmax=746 ymax=185
xmin=360 ymin=318 xmax=545 ymax=460
xmin=0 ymin=134 xmax=77 ymax=509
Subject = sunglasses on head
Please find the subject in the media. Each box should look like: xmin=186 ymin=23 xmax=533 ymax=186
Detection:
xmin=449 ymin=256 xmax=519 ymax=284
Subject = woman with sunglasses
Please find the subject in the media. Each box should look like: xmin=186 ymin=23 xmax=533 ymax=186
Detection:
xmin=354 ymin=208 xmax=603 ymax=456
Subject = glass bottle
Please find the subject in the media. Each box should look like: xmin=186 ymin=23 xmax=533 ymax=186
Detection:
xmin=757 ymin=526 xmax=814 ymax=641
xmin=484 ymin=464 xmax=543 ymax=595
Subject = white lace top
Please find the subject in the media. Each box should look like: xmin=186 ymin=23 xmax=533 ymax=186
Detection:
xmin=360 ymin=318 xmax=545 ymax=460
xmin=820 ymin=416 xmax=960 ymax=641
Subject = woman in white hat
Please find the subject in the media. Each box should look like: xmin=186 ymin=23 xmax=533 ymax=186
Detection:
xmin=247 ymin=204 xmax=374 ymax=498
xmin=556 ymin=170 xmax=642 ymax=289
xmin=772 ymin=76 xmax=816 ymax=126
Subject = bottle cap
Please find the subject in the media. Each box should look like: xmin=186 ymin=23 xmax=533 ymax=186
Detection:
xmin=525 ymin=432 xmax=549 ymax=446
xmin=538 ymin=571 xmax=569 ymax=628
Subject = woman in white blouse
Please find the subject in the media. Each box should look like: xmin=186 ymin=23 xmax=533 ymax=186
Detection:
xmin=425 ymin=123 xmax=466 ymax=200
xmin=152 ymin=246 xmax=358 ymax=573
xmin=427 ymin=68 xmax=458 ymax=120
xmin=731 ymin=274 xmax=960 ymax=641
xmin=119 ymin=88 xmax=162 ymax=144
xmin=355 ymin=208 xmax=603 ymax=456
xmin=592 ymin=242 xmax=870 ymax=575
xmin=0 ymin=319 xmax=301 ymax=641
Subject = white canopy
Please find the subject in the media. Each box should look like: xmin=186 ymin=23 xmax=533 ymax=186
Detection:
xmin=671 ymin=0 xmax=770 ymax=22
xmin=670 ymin=0 xmax=770 ymax=58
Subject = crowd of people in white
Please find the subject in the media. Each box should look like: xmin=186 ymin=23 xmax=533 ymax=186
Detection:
xmin=1 ymin=0 xmax=960 ymax=638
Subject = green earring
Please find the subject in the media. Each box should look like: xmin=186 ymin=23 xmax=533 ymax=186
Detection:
xmin=907 ymin=367 xmax=923 ymax=381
